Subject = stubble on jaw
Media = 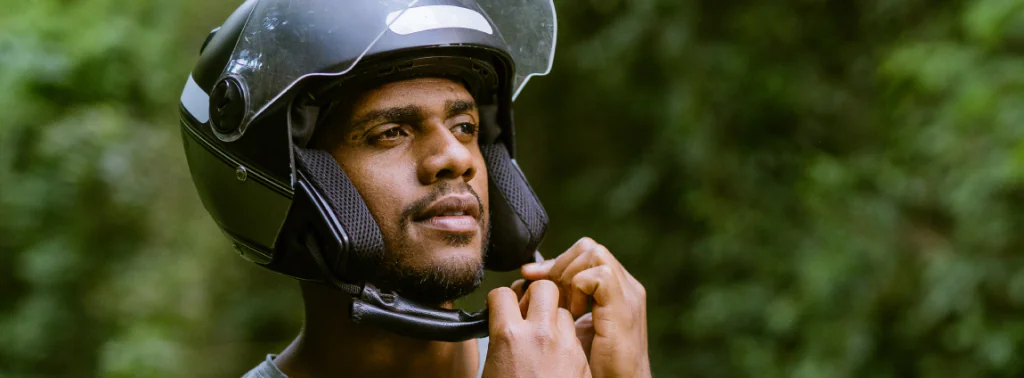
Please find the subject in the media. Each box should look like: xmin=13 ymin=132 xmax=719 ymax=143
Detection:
xmin=371 ymin=241 xmax=488 ymax=306
xmin=367 ymin=182 xmax=490 ymax=305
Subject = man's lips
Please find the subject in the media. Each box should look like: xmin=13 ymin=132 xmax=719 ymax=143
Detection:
xmin=413 ymin=194 xmax=481 ymax=233
xmin=417 ymin=215 xmax=479 ymax=232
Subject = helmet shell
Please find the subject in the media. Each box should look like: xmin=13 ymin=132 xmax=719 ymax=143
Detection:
xmin=179 ymin=0 xmax=548 ymax=278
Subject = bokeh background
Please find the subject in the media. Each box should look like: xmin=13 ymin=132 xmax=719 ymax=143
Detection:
xmin=4 ymin=0 xmax=1024 ymax=376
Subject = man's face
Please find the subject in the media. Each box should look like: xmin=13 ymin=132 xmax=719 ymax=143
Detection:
xmin=320 ymin=77 xmax=489 ymax=305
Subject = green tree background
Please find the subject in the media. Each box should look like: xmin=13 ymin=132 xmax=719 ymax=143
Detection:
xmin=3 ymin=0 xmax=1024 ymax=376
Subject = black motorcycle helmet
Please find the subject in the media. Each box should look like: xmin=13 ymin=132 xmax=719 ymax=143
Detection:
xmin=178 ymin=0 xmax=555 ymax=341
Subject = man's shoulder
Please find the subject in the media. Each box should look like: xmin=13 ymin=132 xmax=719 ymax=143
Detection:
xmin=242 ymin=355 xmax=288 ymax=378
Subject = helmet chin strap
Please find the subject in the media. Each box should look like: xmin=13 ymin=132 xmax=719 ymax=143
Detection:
xmin=350 ymin=282 xmax=489 ymax=342
xmin=347 ymin=251 xmax=545 ymax=342
xmin=348 ymin=250 xmax=545 ymax=342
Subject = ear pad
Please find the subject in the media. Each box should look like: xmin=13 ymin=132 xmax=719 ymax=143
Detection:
xmin=481 ymin=143 xmax=549 ymax=271
xmin=292 ymin=147 xmax=385 ymax=280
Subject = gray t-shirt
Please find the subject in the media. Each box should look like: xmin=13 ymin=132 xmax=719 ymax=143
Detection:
xmin=242 ymin=337 xmax=489 ymax=378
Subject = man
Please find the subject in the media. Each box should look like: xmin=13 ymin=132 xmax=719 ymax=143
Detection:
xmin=178 ymin=1 xmax=649 ymax=377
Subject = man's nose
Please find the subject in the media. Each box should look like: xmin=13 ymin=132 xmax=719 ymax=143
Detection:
xmin=417 ymin=125 xmax=476 ymax=185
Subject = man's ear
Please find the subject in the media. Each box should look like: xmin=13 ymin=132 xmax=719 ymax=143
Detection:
xmin=289 ymin=94 xmax=321 ymax=148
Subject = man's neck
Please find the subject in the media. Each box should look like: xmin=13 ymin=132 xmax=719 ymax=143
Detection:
xmin=273 ymin=282 xmax=479 ymax=378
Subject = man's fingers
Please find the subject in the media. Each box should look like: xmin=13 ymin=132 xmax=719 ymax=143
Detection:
xmin=510 ymin=279 xmax=526 ymax=299
xmin=556 ymin=308 xmax=577 ymax=336
xmin=518 ymin=283 xmax=531 ymax=317
xmin=571 ymin=266 xmax=621 ymax=307
xmin=487 ymin=287 xmax=523 ymax=332
xmin=575 ymin=312 xmax=594 ymax=332
xmin=548 ymin=237 xmax=595 ymax=280
xmin=575 ymin=312 xmax=595 ymax=359
xmin=558 ymin=249 xmax=608 ymax=317
xmin=521 ymin=237 xmax=594 ymax=280
xmin=521 ymin=237 xmax=597 ymax=309
xmin=524 ymin=280 xmax=560 ymax=322
xmin=558 ymin=243 xmax=620 ymax=287
xmin=520 ymin=258 xmax=556 ymax=280
xmin=567 ymin=288 xmax=591 ymax=319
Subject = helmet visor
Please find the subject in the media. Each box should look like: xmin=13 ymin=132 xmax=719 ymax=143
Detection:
xmin=473 ymin=0 xmax=556 ymax=100
xmin=221 ymin=0 xmax=556 ymax=134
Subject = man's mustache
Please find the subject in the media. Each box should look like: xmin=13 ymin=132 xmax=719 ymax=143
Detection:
xmin=400 ymin=182 xmax=485 ymax=225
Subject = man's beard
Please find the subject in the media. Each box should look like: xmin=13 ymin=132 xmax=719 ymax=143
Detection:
xmin=367 ymin=182 xmax=489 ymax=306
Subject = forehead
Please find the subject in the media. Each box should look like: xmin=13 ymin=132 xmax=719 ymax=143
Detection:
xmin=352 ymin=77 xmax=475 ymax=112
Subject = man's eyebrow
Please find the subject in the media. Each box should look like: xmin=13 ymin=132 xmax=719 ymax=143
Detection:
xmin=346 ymin=100 xmax=476 ymax=132
xmin=350 ymin=105 xmax=423 ymax=129
xmin=445 ymin=99 xmax=477 ymax=119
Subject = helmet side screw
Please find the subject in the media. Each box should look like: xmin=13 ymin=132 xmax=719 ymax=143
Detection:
xmin=236 ymin=166 xmax=248 ymax=181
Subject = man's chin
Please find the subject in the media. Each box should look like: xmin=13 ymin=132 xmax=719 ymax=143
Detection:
xmin=375 ymin=252 xmax=485 ymax=306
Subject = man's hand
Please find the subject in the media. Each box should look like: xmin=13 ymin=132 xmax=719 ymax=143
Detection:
xmin=519 ymin=237 xmax=651 ymax=378
xmin=482 ymin=281 xmax=592 ymax=378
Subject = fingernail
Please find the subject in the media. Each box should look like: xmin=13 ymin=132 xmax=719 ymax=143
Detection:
xmin=525 ymin=260 xmax=553 ymax=273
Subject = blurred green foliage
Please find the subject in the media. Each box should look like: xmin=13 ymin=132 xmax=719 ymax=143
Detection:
xmin=2 ymin=0 xmax=1024 ymax=377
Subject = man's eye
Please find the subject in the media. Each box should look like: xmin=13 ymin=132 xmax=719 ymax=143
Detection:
xmin=453 ymin=122 xmax=478 ymax=136
xmin=369 ymin=126 xmax=407 ymax=145
xmin=381 ymin=127 xmax=404 ymax=139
